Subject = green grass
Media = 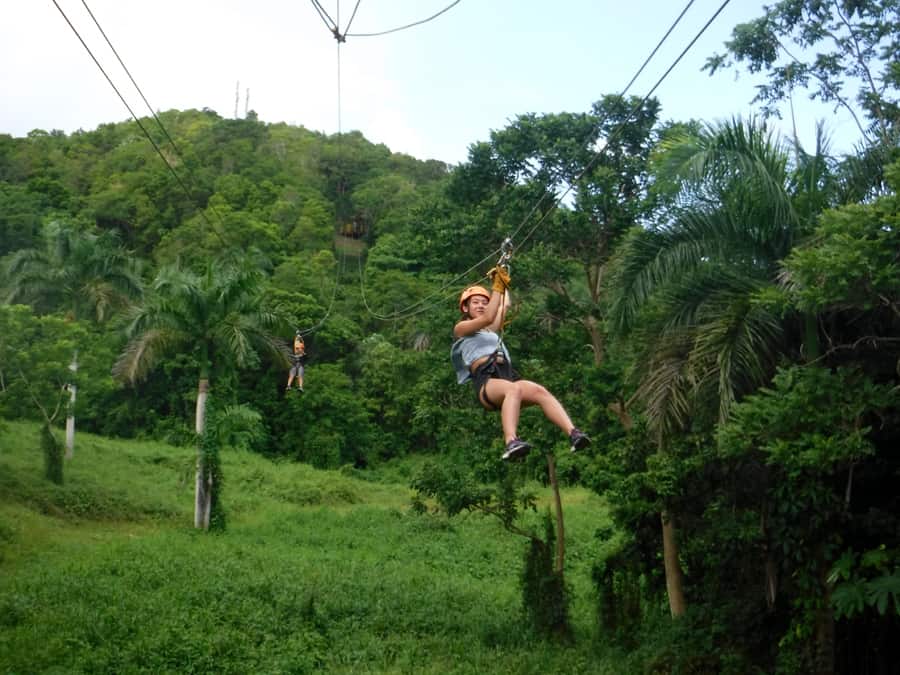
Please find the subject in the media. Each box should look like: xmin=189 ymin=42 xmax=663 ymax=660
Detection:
xmin=0 ymin=420 xmax=628 ymax=674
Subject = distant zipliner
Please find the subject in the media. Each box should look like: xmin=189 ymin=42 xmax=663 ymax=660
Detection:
xmin=286 ymin=332 xmax=307 ymax=393
xmin=450 ymin=241 xmax=591 ymax=461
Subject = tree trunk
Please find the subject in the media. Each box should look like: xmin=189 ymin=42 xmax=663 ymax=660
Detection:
xmin=761 ymin=501 xmax=778 ymax=610
xmin=814 ymin=592 xmax=835 ymax=674
xmin=814 ymin=554 xmax=835 ymax=674
xmin=610 ymin=394 xmax=689 ymax=619
xmin=65 ymin=384 xmax=76 ymax=459
xmin=608 ymin=399 xmax=634 ymax=431
xmin=546 ymin=453 xmax=566 ymax=575
xmin=65 ymin=351 xmax=78 ymax=459
xmin=583 ymin=316 xmax=605 ymax=367
xmin=195 ymin=378 xmax=208 ymax=435
xmin=661 ymin=509 xmax=686 ymax=617
xmin=803 ymin=313 xmax=820 ymax=361
xmin=194 ymin=378 xmax=211 ymax=530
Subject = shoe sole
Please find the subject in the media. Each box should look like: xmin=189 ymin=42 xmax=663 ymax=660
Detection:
xmin=570 ymin=437 xmax=591 ymax=453
xmin=502 ymin=444 xmax=532 ymax=461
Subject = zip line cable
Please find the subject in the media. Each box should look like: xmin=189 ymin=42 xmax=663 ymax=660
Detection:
xmin=356 ymin=246 xmax=505 ymax=321
xmin=618 ymin=0 xmax=698 ymax=102
xmin=298 ymin=0 xmax=350 ymax=336
xmin=311 ymin=0 xmax=502 ymax=320
xmin=295 ymin=6 xmax=347 ymax=339
xmin=343 ymin=0 xmax=363 ymax=35
xmin=353 ymin=0 xmax=718 ymax=321
xmin=298 ymin=244 xmax=346 ymax=336
xmin=310 ymin=0 xmax=338 ymax=32
xmin=77 ymin=0 xmax=230 ymax=239
xmin=79 ymin=0 xmax=183 ymax=160
xmin=509 ymin=0 xmax=733 ymax=257
xmin=336 ymin=14 xmax=343 ymax=135
xmin=303 ymin=13 xmax=346 ymax=336
xmin=346 ymin=0 xmax=462 ymax=38
xmin=313 ymin=0 xmax=730 ymax=322
xmin=51 ymin=0 xmax=227 ymax=245
xmin=501 ymin=0 xmax=698 ymax=253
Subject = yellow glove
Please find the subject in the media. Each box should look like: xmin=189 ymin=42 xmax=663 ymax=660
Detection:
xmin=489 ymin=266 xmax=511 ymax=292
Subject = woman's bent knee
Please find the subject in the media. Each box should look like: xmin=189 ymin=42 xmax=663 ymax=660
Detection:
xmin=521 ymin=381 xmax=549 ymax=399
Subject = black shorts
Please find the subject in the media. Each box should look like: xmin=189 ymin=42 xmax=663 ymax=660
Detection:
xmin=471 ymin=356 xmax=520 ymax=411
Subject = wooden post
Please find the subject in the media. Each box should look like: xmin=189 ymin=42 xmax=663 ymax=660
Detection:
xmin=546 ymin=453 xmax=566 ymax=575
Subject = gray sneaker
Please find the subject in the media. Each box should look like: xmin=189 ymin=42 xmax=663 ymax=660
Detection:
xmin=501 ymin=438 xmax=532 ymax=461
xmin=569 ymin=428 xmax=591 ymax=453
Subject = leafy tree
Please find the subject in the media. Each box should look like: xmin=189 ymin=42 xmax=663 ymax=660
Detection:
xmin=704 ymin=0 xmax=899 ymax=144
xmin=4 ymin=221 xmax=141 ymax=457
xmin=318 ymin=131 xmax=392 ymax=221
xmin=782 ymin=160 xmax=900 ymax=322
xmin=607 ymin=117 xmax=829 ymax=618
xmin=5 ymin=220 xmax=142 ymax=322
xmin=350 ymin=173 xmax=417 ymax=238
xmin=153 ymin=205 xmax=283 ymax=268
xmin=604 ymin=142 xmax=898 ymax=669
xmin=717 ymin=366 xmax=896 ymax=673
xmin=704 ymin=0 xmax=900 ymax=200
xmin=609 ymin=117 xmax=830 ymax=436
xmin=0 ymin=305 xmax=91 ymax=483
xmin=434 ymin=95 xmax=662 ymax=366
xmin=776 ymin=165 xmax=900 ymax=669
xmin=353 ymin=334 xmax=437 ymax=459
xmin=0 ymin=183 xmax=44 ymax=256
xmin=412 ymin=461 xmax=571 ymax=637
xmin=113 ymin=255 xmax=286 ymax=529
xmin=268 ymin=362 xmax=375 ymax=467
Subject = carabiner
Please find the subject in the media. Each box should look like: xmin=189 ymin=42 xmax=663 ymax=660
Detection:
xmin=497 ymin=237 xmax=513 ymax=270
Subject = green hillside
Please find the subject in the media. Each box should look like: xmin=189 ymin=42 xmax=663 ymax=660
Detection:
xmin=0 ymin=420 xmax=628 ymax=674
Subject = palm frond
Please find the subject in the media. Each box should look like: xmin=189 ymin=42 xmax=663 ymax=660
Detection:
xmin=692 ymin=294 xmax=785 ymax=422
xmin=113 ymin=327 xmax=185 ymax=384
xmin=634 ymin=333 xmax=697 ymax=441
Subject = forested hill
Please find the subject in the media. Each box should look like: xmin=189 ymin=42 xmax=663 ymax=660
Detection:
xmin=0 ymin=107 xmax=533 ymax=459
xmin=0 ymin=108 xmax=449 ymax=262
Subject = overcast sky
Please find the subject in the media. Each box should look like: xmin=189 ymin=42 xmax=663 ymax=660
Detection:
xmin=2 ymin=0 xmax=866 ymax=165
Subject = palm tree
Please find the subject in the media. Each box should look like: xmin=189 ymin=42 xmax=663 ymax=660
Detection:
xmin=611 ymin=118 xmax=819 ymax=431
xmin=5 ymin=220 xmax=143 ymax=322
xmin=4 ymin=220 xmax=143 ymax=457
xmin=114 ymin=255 xmax=285 ymax=529
xmin=608 ymin=117 xmax=834 ymax=616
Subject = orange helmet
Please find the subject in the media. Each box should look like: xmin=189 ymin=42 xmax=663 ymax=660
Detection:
xmin=458 ymin=285 xmax=490 ymax=313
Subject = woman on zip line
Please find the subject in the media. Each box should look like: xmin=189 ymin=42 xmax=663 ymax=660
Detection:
xmin=286 ymin=331 xmax=307 ymax=392
xmin=450 ymin=265 xmax=591 ymax=460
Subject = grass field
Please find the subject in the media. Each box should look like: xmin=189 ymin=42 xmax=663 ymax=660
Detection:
xmin=0 ymin=420 xmax=633 ymax=673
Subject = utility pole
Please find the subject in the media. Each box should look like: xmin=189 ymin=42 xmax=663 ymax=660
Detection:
xmin=244 ymin=88 xmax=250 ymax=117
xmin=234 ymin=80 xmax=240 ymax=118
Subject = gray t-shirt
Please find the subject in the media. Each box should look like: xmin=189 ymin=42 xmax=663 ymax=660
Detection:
xmin=450 ymin=329 xmax=511 ymax=384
